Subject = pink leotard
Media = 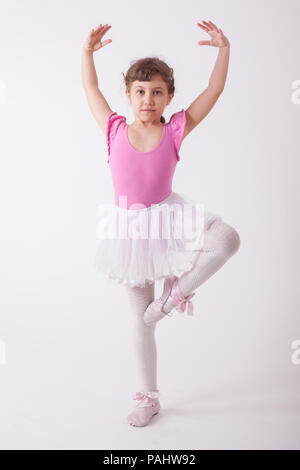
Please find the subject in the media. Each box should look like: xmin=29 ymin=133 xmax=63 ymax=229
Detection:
xmin=106 ymin=109 xmax=186 ymax=209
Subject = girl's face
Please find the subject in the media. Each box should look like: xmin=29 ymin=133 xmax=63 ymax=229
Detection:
xmin=126 ymin=74 xmax=173 ymax=124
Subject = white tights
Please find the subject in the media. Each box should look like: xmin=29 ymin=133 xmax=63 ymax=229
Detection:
xmin=124 ymin=219 xmax=241 ymax=392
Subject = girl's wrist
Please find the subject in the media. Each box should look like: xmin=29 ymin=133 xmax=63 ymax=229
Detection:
xmin=82 ymin=48 xmax=94 ymax=55
xmin=219 ymin=40 xmax=230 ymax=49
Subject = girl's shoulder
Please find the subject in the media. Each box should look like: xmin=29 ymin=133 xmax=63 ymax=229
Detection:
xmin=167 ymin=108 xmax=186 ymax=133
xmin=167 ymin=109 xmax=186 ymax=160
xmin=106 ymin=111 xmax=127 ymax=138
xmin=106 ymin=112 xmax=127 ymax=161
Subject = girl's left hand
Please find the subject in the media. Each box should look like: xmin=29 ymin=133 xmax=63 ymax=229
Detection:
xmin=197 ymin=20 xmax=230 ymax=48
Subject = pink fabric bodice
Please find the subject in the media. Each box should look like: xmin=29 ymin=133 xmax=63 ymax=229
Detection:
xmin=106 ymin=109 xmax=186 ymax=209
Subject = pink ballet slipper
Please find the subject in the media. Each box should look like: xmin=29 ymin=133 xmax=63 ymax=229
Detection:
xmin=167 ymin=276 xmax=196 ymax=317
xmin=143 ymin=275 xmax=177 ymax=327
xmin=144 ymin=275 xmax=196 ymax=326
xmin=127 ymin=389 xmax=160 ymax=427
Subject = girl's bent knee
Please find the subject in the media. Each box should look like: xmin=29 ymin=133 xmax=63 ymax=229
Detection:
xmin=226 ymin=226 xmax=241 ymax=256
xmin=212 ymin=221 xmax=241 ymax=257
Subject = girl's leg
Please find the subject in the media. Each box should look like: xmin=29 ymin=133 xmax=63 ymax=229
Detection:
xmin=163 ymin=219 xmax=241 ymax=313
xmin=124 ymin=281 xmax=158 ymax=391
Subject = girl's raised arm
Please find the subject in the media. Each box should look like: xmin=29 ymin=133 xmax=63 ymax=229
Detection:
xmin=183 ymin=20 xmax=230 ymax=140
xmin=81 ymin=24 xmax=114 ymax=135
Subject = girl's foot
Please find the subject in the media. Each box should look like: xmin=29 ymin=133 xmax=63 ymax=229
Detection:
xmin=162 ymin=276 xmax=195 ymax=316
xmin=127 ymin=390 xmax=160 ymax=427
xmin=144 ymin=275 xmax=196 ymax=326
xmin=143 ymin=276 xmax=177 ymax=326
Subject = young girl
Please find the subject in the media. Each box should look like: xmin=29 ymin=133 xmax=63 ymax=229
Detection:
xmin=82 ymin=20 xmax=240 ymax=427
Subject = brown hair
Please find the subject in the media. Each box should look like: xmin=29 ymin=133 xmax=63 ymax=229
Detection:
xmin=123 ymin=57 xmax=175 ymax=123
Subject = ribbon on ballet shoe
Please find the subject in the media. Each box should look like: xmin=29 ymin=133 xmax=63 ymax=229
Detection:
xmin=175 ymin=292 xmax=195 ymax=316
xmin=169 ymin=278 xmax=195 ymax=317
xmin=132 ymin=390 xmax=160 ymax=408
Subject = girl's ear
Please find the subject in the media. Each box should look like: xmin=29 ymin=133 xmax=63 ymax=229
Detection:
xmin=125 ymin=89 xmax=130 ymax=102
xmin=167 ymin=93 xmax=174 ymax=105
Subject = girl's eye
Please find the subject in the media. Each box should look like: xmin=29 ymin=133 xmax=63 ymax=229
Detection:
xmin=137 ymin=90 xmax=161 ymax=95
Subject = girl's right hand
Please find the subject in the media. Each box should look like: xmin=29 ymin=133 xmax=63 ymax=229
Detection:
xmin=83 ymin=24 xmax=112 ymax=53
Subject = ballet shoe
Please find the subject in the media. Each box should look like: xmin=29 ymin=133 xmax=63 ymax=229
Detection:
xmin=166 ymin=276 xmax=196 ymax=317
xmin=144 ymin=275 xmax=196 ymax=326
xmin=127 ymin=390 xmax=160 ymax=427
xmin=143 ymin=276 xmax=177 ymax=327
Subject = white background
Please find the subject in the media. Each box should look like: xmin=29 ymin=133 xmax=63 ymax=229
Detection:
xmin=0 ymin=0 xmax=299 ymax=450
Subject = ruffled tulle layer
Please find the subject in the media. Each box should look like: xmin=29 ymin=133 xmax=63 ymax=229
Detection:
xmin=94 ymin=191 xmax=222 ymax=288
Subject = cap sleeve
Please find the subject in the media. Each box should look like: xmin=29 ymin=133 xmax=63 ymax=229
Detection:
xmin=106 ymin=112 xmax=126 ymax=164
xmin=169 ymin=108 xmax=186 ymax=162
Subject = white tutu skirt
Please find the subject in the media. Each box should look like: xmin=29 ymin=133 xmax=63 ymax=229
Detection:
xmin=94 ymin=191 xmax=222 ymax=288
